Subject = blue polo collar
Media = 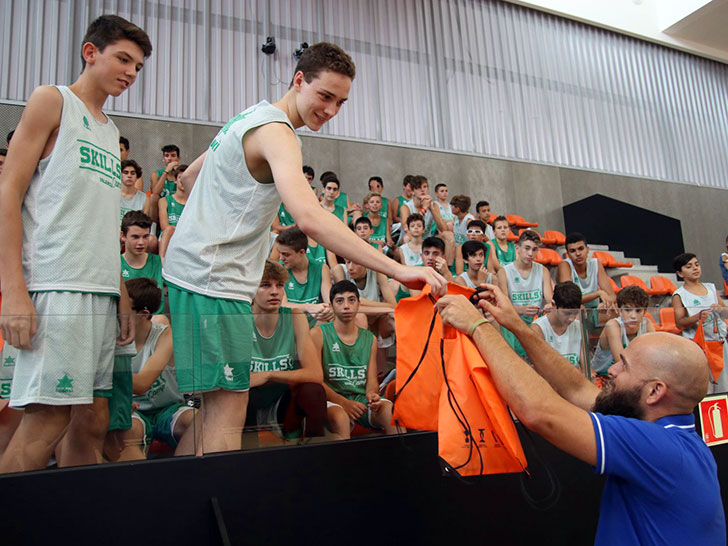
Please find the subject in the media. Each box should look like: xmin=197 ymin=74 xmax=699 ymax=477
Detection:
xmin=655 ymin=413 xmax=695 ymax=430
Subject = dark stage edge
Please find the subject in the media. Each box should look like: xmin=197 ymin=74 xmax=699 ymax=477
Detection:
xmin=2 ymin=427 xmax=727 ymax=546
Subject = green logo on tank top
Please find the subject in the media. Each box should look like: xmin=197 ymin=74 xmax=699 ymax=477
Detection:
xmin=210 ymin=109 xmax=255 ymax=151
xmin=223 ymin=364 xmax=234 ymax=382
xmin=514 ymin=277 xmax=520 ymax=283
xmin=565 ymin=353 xmax=578 ymax=365
xmin=694 ymin=299 xmax=700 ymax=305
xmin=78 ymin=139 xmax=122 ymax=189
xmin=55 ymin=374 xmax=74 ymax=393
xmin=3 ymin=356 xmax=15 ymax=366
xmin=122 ymin=268 xmax=130 ymax=278
xmin=83 ymin=116 xmax=90 ymax=130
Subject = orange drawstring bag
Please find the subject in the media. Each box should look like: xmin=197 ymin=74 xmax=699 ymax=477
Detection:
xmin=693 ymin=321 xmax=725 ymax=383
xmin=438 ymin=329 xmax=527 ymax=476
xmin=393 ymin=283 xmax=474 ymax=431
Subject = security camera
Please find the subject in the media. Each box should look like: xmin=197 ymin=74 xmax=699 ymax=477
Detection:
xmin=262 ymin=37 xmax=276 ymax=55
xmin=294 ymin=42 xmax=309 ymax=60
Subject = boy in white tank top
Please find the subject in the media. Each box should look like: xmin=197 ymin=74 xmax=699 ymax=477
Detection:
xmin=105 ymin=278 xmax=195 ymax=461
xmin=496 ymin=230 xmax=554 ymax=357
xmin=532 ymin=281 xmax=585 ymax=373
xmin=556 ymin=232 xmax=616 ymax=313
xmin=394 ymin=214 xmax=426 ymax=266
xmin=672 ymin=253 xmax=728 ymax=393
xmin=162 ymin=44 xmax=446 ymax=454
xmin=455 ymin=241 xmax=493 ymax=289
xmin=0 ymin=16 xmax=151 ymax=473
xmin=591 ymin=286 xmax=654 ymax=380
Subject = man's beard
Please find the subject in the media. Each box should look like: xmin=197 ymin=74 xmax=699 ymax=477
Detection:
xmin=592 ymin=380 xmax=645 ymax=420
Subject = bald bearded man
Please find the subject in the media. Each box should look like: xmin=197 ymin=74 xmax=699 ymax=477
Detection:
xmin=436 ymin=285 xmax=725 ymax=546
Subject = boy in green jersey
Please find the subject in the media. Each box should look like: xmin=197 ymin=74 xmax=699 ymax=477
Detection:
xmin=390 ymin=175 xmax=414 ymax=226
xmin=319 ymin=174 xmax=348 ymax=224
xmin=247 ymin=261 xmax=326 ymax=439
xmin=492 ymin=215 xmax=516 ymax=267
xmin=158 ymin=165 xmax=188 ymax=258
xmin=0 ymin=15 xmax=151 ymax=472
xmin=367 ymin=177 xmax=393 ymax=247
xmin=311 ymin=281 xmax=400 ymax=439
xmin=278 ymin=227 xmax=334 ymax=325
xmin=151 ymin=144 xmax=180 ymax=198
xmin=120 ymin=211 xmax=166 ymax=319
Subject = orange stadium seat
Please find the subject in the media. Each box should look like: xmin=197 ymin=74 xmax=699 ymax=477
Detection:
xmin=649 ymin=276 xmax=677 ymax=297
xmin=543 ymin=230 xmax=565 ymax=246
xmin=506 ymin=231 xmax=519 ymax=242
xmin=534 ymin=248 xmax=562 ymax=266
xmin=645 ymin=313 xmax=659 ymax=330
xmin=505 ymin=214 xmax=539 ymax=228
xmin=592 ymin=251 xmax=633 ymax=269
xmin=724 ymin=280 xmax=728 ymax=298
xmin=619 ymin=275 xmax=659 ymax=295
xmin=608 ymin=276 xmax=621 ymax=294
xmin=658 ymin=307 xmax=681 ymax=334
xmin=488 ymin=213 xmax=498 ymax=224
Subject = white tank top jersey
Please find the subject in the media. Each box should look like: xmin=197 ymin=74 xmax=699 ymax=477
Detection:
xmin=458 ymin=271 xmax=493 ymax=289
xmin=566 ymin=257 xmax=599 ymax=294
xmin=163 ymin=101 xmax=295 ymax=302
xmin=400 ymin=243 xmax=424 ymax=266
xmin=120 ymin=191 xmax=147 ymax=220
xmin=132 ymin=323 xmax=184 ymax=412
xmin=504 ymin=262 xmax=544 ymax=308
xmin=453 ymin=213 xmax=476 ymax=246
xmin=533 ymin=315 xmax=582 ymax=367
xmin=341 ymin=264 xmax=381 ymax=302
xmin=436 ymin=201 xmax=455 ymax=222
xmin=404 ymin=199 xmax=434 ymax=233
xmin=674 ymin=283 xmax=727 ymax=341
xmin=591 ymin=316 xmax=649 ymax=374
xmin=22 ymin=86 xmax=121 ymax=295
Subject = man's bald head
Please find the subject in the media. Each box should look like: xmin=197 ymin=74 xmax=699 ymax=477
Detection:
xmin=630 ymin=332 xmax=709 ymax=411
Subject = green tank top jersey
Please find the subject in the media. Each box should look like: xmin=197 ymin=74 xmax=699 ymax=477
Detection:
xmin=306 ymin=243 xmax=327 ymax=265
xmin=320 ymin=322 xmax=374 ymax=398
xmin=396 ymin=195 xmax=408 ymax=210
xmin=380 ymin=197 xmax=389 ymax=218
xmin=278 ymin=202 xmax=295 ymax=227
xmin=495 ymin=241 xmax=516 ymax=266
xmin=165 ymin=195 xmax=185 ymax=227
xmin=285 ymin=260 xmax=323 ymax=305
xmin=334 ymin=191 xmax=348 ymax=209
xmin=250 ymin=308 xmax=298 ymax=409
xmin=156 ymin=169 xmax=177 ymax=197
xmin=331 ymin=205 xmax=346 ymax=223
xmin=364 ymin=211 xmax=387 ymax=242
xmin=121 ymin=253 xmax=165 ymax=314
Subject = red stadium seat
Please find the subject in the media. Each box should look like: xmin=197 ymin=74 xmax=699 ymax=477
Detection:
xmin=505 ymin=214 xmax=539 ymax=228
xmin=593 ymin=251 xmax=633 ymax=269
xmin=619 ymin=275 xmax=660 ymax=296
xmin=608 ymin=276 xmax=621 ymax=294
xmin=649 ymin=276 xmax=677 ymax=297
xmin=658 ymin=307 xmax=681 ymax=334
xmin=534 ymin=248 xmax=563 ymax=266
xmin=724 ymin=280 xmax=728 ymax=298
xmin=542 ymin=230 xmax=565 ymax=246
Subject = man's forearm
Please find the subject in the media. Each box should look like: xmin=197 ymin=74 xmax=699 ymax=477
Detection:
xmin=508 ymin=319 xmax=598 ymax=410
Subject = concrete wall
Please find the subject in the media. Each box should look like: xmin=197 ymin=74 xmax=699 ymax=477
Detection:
xmin=1 ymin=102 xmax=725 ymax=283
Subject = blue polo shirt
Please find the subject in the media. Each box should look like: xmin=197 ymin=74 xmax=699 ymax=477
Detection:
xmin=590 ymin=412 xmax=725 ymax=545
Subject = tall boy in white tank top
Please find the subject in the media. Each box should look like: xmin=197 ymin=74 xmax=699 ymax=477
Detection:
xmin=162 ymin=43 xmax=446 ymax=455
xmin=532 ymin=281 xmax=585 ymax=372
xmin=0 ymin=16 xmax=152 ymax=473
xmin=672 ymin=253 xmax=728 ymax=393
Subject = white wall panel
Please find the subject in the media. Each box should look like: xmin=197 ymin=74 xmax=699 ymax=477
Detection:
xmin=1 ymin=0 xmax=727 ymax=188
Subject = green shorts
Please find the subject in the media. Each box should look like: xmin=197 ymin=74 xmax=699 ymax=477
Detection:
xmin=167 ymin=283 xmax=253 ymax=393
xmin=108 ymin=345 xmax=135 ymax=431
xmin=134 ymin=403 xmax=190 ymax=448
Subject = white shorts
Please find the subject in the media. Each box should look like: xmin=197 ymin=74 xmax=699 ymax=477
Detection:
xmin=0 ymin=344 xmax=18 ymax=400
xmin=9 ymin=291 xmax=117 ymax=408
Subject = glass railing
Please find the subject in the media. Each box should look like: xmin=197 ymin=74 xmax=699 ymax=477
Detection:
xmin=0 ymin=302 xmax=708 ymax=474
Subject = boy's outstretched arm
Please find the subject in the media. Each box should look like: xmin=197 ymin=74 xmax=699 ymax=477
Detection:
xmin=256 ymin=124 xmax=447 ymax=295
xmin=0 ymin=86 xmax=63 ymax=349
